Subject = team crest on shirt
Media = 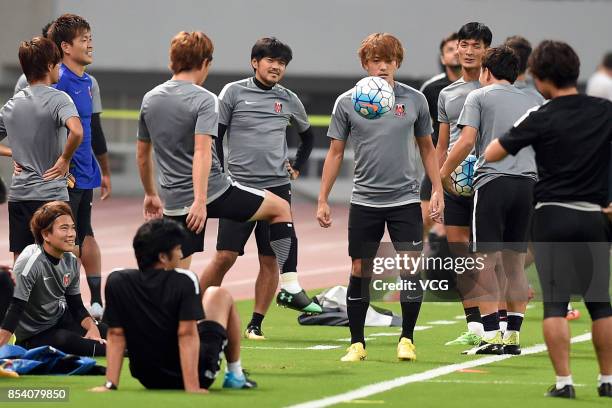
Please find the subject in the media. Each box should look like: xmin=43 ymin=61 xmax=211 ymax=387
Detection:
xmin=274 ymin=101 xmax=283 ymax=113
xmin=63 ymin=273 xmax=71 ymax=287
xmin=394 ymin=103 xmax=406 ymax=117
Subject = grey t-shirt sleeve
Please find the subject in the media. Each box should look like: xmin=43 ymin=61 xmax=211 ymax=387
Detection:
xmin=0 ymin=107 xmax=6 ymax=141
xmin=90 ymin=75 xmax=102 ymax=113
xmin=327 ymin=95 xmax=350 ymax=141
xmin=195 ymin=93 xmax=219 ymax=137
xmin=52 ymin=91 xmax=79 ymax=127
xmin=137 ymin=96 xmax=151 ymax=142
xmin=290 ymin=93 xmax=311 ymax=133
xmin=437 ymin=91 xmax=448 ymax=123
xmin=414 ymin=93 xmax=433 ymax=137
xmin=457 ymin=90 xmax=481 ymax=130
xmin=12 ymin=261 xmax=41 ymax=302
xmin=218 ymin=83 xmax=234 ymax=126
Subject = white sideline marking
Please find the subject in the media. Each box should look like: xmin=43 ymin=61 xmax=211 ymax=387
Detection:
xmin=242 ymin=345 xmax=341 ymax=351
xmin=427 ymin=320 xmax=458 ymax=325
xmin=425 ymin=379 xmax=586 ymax=387
xmin=414 ymin=326 xmax=432 ymax=331
xmin=286 ymin=333 xmax=592 ymax=408
xmin=370 ymin=332 xmax=400 ymax=337
xmin=336 ymin=337 xmax=374 ymax=342
xmin=455 ymin=315 xmax=466 ymax=320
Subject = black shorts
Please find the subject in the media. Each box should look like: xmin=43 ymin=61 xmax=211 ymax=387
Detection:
xmin=348 ymin=202 xmax=423 ymax=259
xmin=68 ymin=188 xmax=94 ymax=246
xmin=136 ymin=320 xmax=227 ymax=390
xmin=532 ymin=205 xmax=611 ymax=304
xmin=471 ymin=177 xmax=534 ymax=253
xmin=420 ymin=175 xmax=432 ymax=201
xmin=443 ymin=191 xmax=472 ymax=227
xmin=217 ymin=183 xmax=291 ymax=256
xmin=165 ymin=183 xmax=266 ymax=258
xmin=8 ymin=200 xmax=49 ymax=253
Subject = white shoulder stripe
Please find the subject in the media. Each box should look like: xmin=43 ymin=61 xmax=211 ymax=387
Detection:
xmin=513 ymin=104 xmax=543 ymax=128
xmin=419 ymin=73 xmax=446 ymax=92
xmin=21 ymin=247 xmax=42 ymax=277
xmin=332 ymin=89 xmax=353 ymax=115
xmin=176 ymin=268 xmax=200 ymax=295
xmin=192 ymin=84 xmax=219 ymax=113
xmin=218 ymin=78 xmax=249 ymax=101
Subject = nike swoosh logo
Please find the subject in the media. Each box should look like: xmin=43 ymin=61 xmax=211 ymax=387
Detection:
xmin=347 ymin=297 xmax=363 ymax=301
xmin=43 ymin=277 xmax=52 ymax=280
xmin=74 ymin=90 xmax=82 ymax=94
xmin=244 ymin=101 xmax=256 ymax=105
xmin=412 ymin=240 xmax=423 ymax=246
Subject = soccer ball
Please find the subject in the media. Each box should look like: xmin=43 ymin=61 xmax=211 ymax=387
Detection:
xmin=351 ymin=76 xmax=395 ymax=119
xmin=450 ymin=155 xmax=477 ymax=197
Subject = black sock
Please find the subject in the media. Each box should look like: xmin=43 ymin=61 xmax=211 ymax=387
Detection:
xmin=347 ymin=275 xmax=371 ymax=347
xmin=507 ymin=313 xmax=524 ymax=332
xmin=249 ymin=312 xmax=265 ymax=328
xmin=499 ymin=309 xmax=508 ymax=325
xmin=269 ymin=223 xmax=298 ymax=274
xmin=464 ymin=306 xmax=482 ymax=324
xmin=87 ymin=277 xmax=102 ymax=305
xmin=400 ymin=277 xmax=423 ymax=342
xmin=481 ymin=312 xmax=500 ymax=332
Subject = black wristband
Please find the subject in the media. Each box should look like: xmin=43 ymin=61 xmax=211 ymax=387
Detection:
xmin=104 ymin=380 xmax=118 ymax=390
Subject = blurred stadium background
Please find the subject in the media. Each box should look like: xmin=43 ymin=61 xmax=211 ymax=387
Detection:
xmin=0 ymin=0 xmax=611 ymax=201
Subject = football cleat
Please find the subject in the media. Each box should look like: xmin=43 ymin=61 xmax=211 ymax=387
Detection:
xmin=222 ymin=370 xmax=257 ymax=389
xmin=397 ymin=337 xmax=417 ymax=361
xmin=462 ymin=332 xmax=504 ymax=355
xmin=244 ymin=325 xmax=266 ymax=340
xmin=445 ymin=331 xmax=482 ymax=346
xmin=599 ymin=382 xmax=612 ymax=397
xmin=341 ymin=342 xmax=367 ymax=362
xmin=276 ymin=289 xmax=322 ymax=314
xmin=502 ymin=331 xmax=521 ymax=355
xmin=545 ymin=384 xmax=576 ymax=399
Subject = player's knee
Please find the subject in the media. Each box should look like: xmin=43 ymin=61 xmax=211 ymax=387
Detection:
xmin=543 ymin=301 xmax=569 ymax=319
xmin=214 ymin=251 xmax=238 ymax=270
xmin=204 ymin=286 xmax=233 ymax=306
xmin=585 ymin=301 xmax=612 ymax=321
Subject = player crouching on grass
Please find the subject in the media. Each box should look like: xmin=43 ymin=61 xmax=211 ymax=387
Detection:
xmin=485 ymin=40 xmax=612 ymax=399
xmin=0 ymin=201 xmax=106 ymax=355
xmin=91 ymin=218 xmax=256 ymax=393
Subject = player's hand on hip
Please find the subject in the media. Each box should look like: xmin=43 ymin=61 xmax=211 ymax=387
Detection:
xmin=186 ymin=201 xmax=206 ymax=234
xmin=143 ymin=194 xmax=163 ymax=220
xmin=100 ymin=175 xmax=112 ymax=200
xmin=429 ymin=190 xmax=445 ymax=224
xmin=43 ymin=157 xmax=69 ymax=181
xmin=317 ymin=201 xmax=332 ymax=228
xmin=602 ymin=203 xmax=612 ymax=222
xmin=286 ymin=160 xmax=300 ymax=180
xmin=12 ymin=161 xmax=22 ymax=176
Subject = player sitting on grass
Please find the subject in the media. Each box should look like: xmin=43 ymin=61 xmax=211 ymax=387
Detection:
xmin=0 ymin=201 xmax=106 ymax=355
xmin=92 ymin=218 xmax=256 ymax=393
xmin=485 ymin=40 xmax=612 ymax=399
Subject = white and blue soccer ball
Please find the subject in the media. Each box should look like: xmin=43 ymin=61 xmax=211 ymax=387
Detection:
xmin=351 ymin=76 xmax=395 ymax=119
xmin=450 ymin=154 xmax=477 ymax=197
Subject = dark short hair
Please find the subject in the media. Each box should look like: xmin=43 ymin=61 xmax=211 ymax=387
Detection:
xmin=482 ymin=46 xmax=520 ymax=83
xmin=602 ymin=52 xmax=612 ymax=70
xmin=439 ymin=32 xmax=459 ymax=54
xmin=169 ymin=31 xmax=214 ymax=74
xmin=48 ymin=14 xmax=90 ymax=57
xmin=30 ymin=201 xmax=74 ymax=245
xmin=18 ymin=36 xmax=61 ymax=82
xmin=457 ymin=22 xmax=492 ymax=47
xmin=529 ymin=40 xmax=580 ymax=88
xmin=504 ymin=35 xmax=532 ymax=75
xmin=251 ymin=37 xmax=293 ymax=65
xmin=41 ymin=22 xmax=53 ymax=38
xmin=133 ymin=218 xmax=186 ymax=270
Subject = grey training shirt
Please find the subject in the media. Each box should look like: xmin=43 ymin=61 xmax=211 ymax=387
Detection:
xmin=328 ymin=81 xmax=433 ymax=207
xmin=0 ymin=85 xmax=79 ymax=202
xmin=219 ymin=77 xmax=310 ymax=189
xmin=12 ymin=244 xmax=80 ymax=340
xmin=138 ymin=80 xmax=230 ymax=212
xmin=438 ymin=77 xmax=480 ymax=151
xmin=457 ymin=83 xmax=541 ymax=189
